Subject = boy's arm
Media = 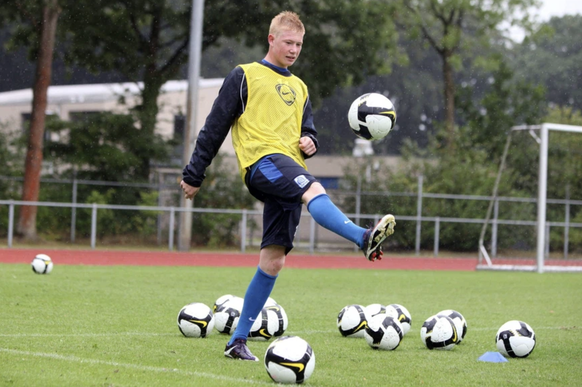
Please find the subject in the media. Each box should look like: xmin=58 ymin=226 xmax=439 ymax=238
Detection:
xmin=182 ymin=66 xmax=245 ymax=188
xmin=300 ymin=94 xmax=319 ymax=158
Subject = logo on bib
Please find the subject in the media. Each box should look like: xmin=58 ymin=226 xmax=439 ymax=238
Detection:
xmin=276 ymin=84 xmax=296 ymax=106
xmin=294 ymin=175 xmax=309 ymax=188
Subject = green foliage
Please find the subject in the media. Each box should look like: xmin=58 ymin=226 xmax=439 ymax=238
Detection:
xmin=456 ymin=58 xmax=547 ymax=158
xmin=2 ymin=263 xmax=582 ymax=386
xmin=395 ymin=0 xmax=540 ymax=144
xmin=190 ymin=154 xmax=257 ymax=248
xmin=0 ymin=127 xmax=20 ymax=236
xmin=47 ymin=111 xmax=169 ymax=183
xmin=200 ymin=0 xmax=402 ymax=103
xmin=339 ymin=58 xmax=576 ymax=252
xmin=72 ymin=189 xmax=159 ymax=242
xmin=512 ymin=15 xmax=582 ymax=113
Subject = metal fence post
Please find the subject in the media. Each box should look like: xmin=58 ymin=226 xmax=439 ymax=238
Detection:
xmin=309 ymin=216 xmax=316 ymax=255
xmin=241 ymin=209 xmax=247 ymax=253
xmin=91 ymin=203 xmax=97 ymax=250
xmin=434 ymin=217 xmax=440 ymax=256
xmin=157 ymin=181 xmax=163 ymax=246
xmin=564 ymin=188 xmax=570 ymax=259
xmin=71 ymin=178 xmax=77 ymax=243
xmin=415 ymin=175 xmax=423 ymax=256
xmin=168 ymin=207 xmax=175 ymax=251
xmin=8 ymin=201 xmax=14 ymax=248
xmin=545 ymin=223 xmax=550 ymax=259
xmin=492 ymin=199 xmax=499 ymax=257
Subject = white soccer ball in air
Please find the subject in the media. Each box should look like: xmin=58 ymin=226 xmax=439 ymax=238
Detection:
xmin=420 ymin=314 xmax=459 ymax=350
xmin=31 ymin=254 xmax=53 ymax=274
xmin=337 ymin=304 xmax=369 ymax=338
xmin=364 ymin=314 xmax=404 ymax=350
xmin=248 ymin=303 xmax=289 ymax=341
xmin=385 ymin=304 xmax=412 ymax=336
xmin=177 ymin=302 xmax=214 ymax=338
xmin=264 ymin=336 xmax=315 ymax=384
xmin=348 ymin=92 xmax=397 ymax=141
xmin=437 ymin=309 xmax=467 ymax=343
xmin=496 ymin=320 xmax=536 ymax=358
xmin=214 ymin=296 xmax=243 ymax=334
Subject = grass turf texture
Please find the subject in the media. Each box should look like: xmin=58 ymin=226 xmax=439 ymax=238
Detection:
xmin=1 ymin=263 xmax=581 ymax=386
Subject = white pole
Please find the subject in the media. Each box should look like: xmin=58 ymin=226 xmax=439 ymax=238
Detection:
xmin=178 ymin=0 xmax=204 ymax=251
xmin=415 ymin=175 xmax=423 ymax=256
xmin=536 ymin=124 xmax=549 ymax=273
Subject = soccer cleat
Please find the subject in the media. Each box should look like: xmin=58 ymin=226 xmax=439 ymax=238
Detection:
xmin=362 ymin=214 xmax=396 ymax=261
xmin=224 ymin=338 xmax=259 ymax=361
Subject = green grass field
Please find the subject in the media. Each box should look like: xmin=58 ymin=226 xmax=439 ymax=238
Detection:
xmin=1 ymin=262 xmax=581 ymax=386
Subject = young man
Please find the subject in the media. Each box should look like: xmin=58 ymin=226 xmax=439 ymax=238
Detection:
xmin=180 ymin=11 xmax=395 ymax=361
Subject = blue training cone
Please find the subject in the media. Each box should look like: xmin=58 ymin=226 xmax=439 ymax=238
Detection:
xmin=478 ymin=352 xmax=508 ymax=363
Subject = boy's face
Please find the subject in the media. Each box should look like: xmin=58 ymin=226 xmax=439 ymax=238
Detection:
xmin=268 ymin=29 xmax=304 ymax=68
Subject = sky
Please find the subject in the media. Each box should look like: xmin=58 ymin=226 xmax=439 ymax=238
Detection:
xmin=536 ymin=0 xmax=582 ymax=20
xmin=508 ymin=0 xmax=582 ymax=41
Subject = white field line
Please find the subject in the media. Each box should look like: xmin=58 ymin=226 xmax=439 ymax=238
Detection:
xmin=0 ymin=325 xmax=564 ymax=339
xmin=0 ymin=348 xmax=271 ymax=385
xmin=291 ymin=326 xmax=562 ymax=335
xmin=0 ymin=332 xmax=176 ymax=338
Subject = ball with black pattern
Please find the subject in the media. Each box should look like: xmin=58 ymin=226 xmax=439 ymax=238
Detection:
xmin=385 ymin=303 xmax=412 ymax=336
xmin=348 ymin=93 xmax=397 ymax=141
xmin=213 ymin=296 xmax=243 ymax=334
xmin=496 ymin=320 xmax=536 ymax=358
xmin=364 ymin=314 xmax=403 ymax=350
xmin=437 ymin=309 xmax=467 ymax=343
xmin=264 ymin=336 xmax=315 ymax=384
xmin=31 ymin=254 xmax=53 ymax=274
xmin=420 ymin=314 xmax=459 ymax=350
xmin=177 ymin=302 xmax=214 ymax=338
xmin=337 ymin=304 xmax=369 ymax=338
xmin=248 ymin=303 xmax=288 ymax=341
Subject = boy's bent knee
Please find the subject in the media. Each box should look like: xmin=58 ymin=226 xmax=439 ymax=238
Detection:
xmin=302 ymin=182 xmax=326 ymax=205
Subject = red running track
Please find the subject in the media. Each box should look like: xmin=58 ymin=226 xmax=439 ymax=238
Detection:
xmin=0 ymin=248 xmax=477 ymax=271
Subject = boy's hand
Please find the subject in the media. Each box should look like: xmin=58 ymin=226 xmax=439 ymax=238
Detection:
xmin=299 ymin=136 xmax=316 ymax=156
xmin=180 ymin=180 xmax=200 ymax=200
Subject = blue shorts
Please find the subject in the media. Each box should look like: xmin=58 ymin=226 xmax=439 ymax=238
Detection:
xmin=245 ymin=154 xmax=318 ymax=254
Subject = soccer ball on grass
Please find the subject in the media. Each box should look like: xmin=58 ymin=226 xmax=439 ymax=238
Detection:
xmin=437 ymin=309 xmax=467 ymax=343
xmin=177 ymin=302 xmax=214 ymax=338
xmin=496 ymin=320 xmax=536 ymax=358
xmin=337 ymin=304 xmax=369 ymax=338
xmin=385 ymin=304 xmax=412 ymax=336
xmin=420 ymin=314 xmax=459 ymax=350
xmin=365 ymin=303 xmax=386 ymax=318
xmin=248 ymin=303 xmax=289 ymax=341
xmin=264 ymin=336 xmax=315 ymax=384
xmin=364 ymin=314 xmax=403 ymax=350
xmin=348 ymin=93 xmax=397 ymax=141
xmin=213 ymin=294 xmax=235 ymax=313
xmin=214 ymin=296 xmax=244 ymax=334
xmin=31 ymin=254 xmax=53 ymax=274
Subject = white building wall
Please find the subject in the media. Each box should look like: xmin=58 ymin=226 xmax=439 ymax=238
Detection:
xmin=0 ymin=79 xmax=236 ymax=156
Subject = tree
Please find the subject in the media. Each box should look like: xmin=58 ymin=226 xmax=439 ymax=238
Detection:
xmin=511 ymin=15 xmax=582 ymax=113
xmin=61 ymin=0 xmax=191 ymax=182
xmin=2 ymin=0 xmax=62 ymax=239
xmin=62 ymin=0 xmax=402 ymax=138
xmin=456 ymin=58 xmax=546 ymax=158
xmin=397 ymin=0 xmax=539 ymax=150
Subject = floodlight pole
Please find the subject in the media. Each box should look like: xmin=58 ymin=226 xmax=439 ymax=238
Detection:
xmin=178 ymin=0 xmax=204 ymax=251
xmin=536 ymin=124 xmax=549 ymax=273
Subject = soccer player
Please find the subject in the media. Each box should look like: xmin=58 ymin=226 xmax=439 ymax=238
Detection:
xmin=180 ymin=11 xmax=395 ymax=361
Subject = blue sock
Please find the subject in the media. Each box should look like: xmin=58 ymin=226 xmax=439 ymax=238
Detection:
xmin=229 ymin=266 xmax=277 ymax=344
xmin=307 ymin=194 xmax=367 ymax=248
